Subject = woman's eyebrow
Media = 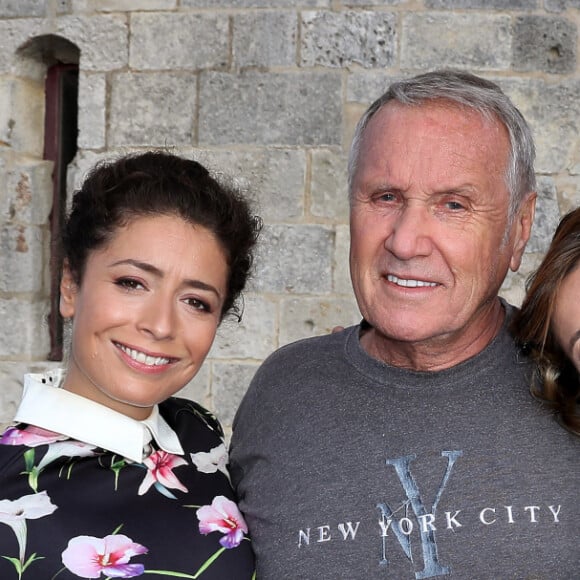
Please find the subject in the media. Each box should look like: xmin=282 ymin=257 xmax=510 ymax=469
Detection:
xmin=108 ymin=258 xmax=222 ymax=298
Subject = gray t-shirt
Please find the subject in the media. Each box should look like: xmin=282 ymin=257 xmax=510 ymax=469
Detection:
xmin=230 ymin=311 xmax=580 ymax=579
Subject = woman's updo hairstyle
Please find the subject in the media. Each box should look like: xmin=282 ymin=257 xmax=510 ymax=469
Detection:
xmin=62 ymin=150 xmax=261 ymax=320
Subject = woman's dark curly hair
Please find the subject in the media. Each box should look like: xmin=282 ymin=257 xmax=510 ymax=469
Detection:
xmin=62 ymin=150 xmax=261 ymax=320
xmin=512 ymin=207 xmax=580 ymax=435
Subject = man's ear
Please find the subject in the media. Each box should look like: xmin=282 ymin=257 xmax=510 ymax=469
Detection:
xmin=510 ymin=191 xmax=537 ymax=272
xmin=60 ymin=261 xmax=78 ymax=319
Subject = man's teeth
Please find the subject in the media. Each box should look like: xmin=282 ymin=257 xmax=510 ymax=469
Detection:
xmin=387 ymin=274 xmax=437 ymax=288
xmin=118 ymin=344 xmax=170 ymax=366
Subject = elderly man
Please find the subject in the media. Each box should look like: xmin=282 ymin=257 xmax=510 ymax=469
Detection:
xmin=230 ymin=70 xmax=579 ymax=578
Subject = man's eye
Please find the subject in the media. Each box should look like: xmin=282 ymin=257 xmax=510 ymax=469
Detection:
xmin=445 ymin=201 xmax=465 ymax=211
xmin=378 ymin=193 xmax=397 ymax=202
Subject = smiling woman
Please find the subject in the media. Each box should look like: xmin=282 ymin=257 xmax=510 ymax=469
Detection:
xmin=0 ymin=151 xmax=260 ymax=579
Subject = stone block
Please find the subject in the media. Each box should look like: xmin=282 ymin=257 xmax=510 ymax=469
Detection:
xmin=344 ymin=0 xmax=403 ymax=4
xmin=543 ymin=0 xmax=580 ymax=11
xmin=501 ymin=78 xmax=580 ymax=174
xmin=211 ymin=361 xmax=258 ymax=427
xmin=0 ymin=76 xmax=44 ymax=156
xmin=0 ymin=0 xmax=47 ymax=17
xmin=183 ymin=0 xmax=327 ymax=7
xmin=0 ymin=298 xmax=50 ymax=358
xmin=0 ymin=361 xmax=60 ymax=429
xmin=199 ymin=72 xmax=342 ymax=146
xmin=526 ymin=176 xmax=561 ymax=254
xmin=280 ymin=296 xmax=361 ymax=347
xmin=131 ymin=12 xmax=228 ymax=70
xmin=57 ymin=15 xmax=128 ymax=71
xmin=426 ymin=0 xmax=537 ymax=7
xmin=301 ymin=10 xmax=396 ymax=68
xmin=500 ymin=251 xmax=543 ymax=308
xmin=211 ymin=294 xmax=277 ymax=360
xmin=513 ymin=16 xmax=576 ymax=74
xmin=334 ymin=224 xmax=355 ymax=296
xmin=67 ymin=150 xmax=111 ymax=195
xmin=77 ymin=72 xmax=106 ymax=149
xmin=176 ymin=363 xmax=211 ymax=411
xmin=234 ymin=11 xmax=297 ymax=68
xmin=3 ymin=159 xmax=53 ymax=224
xmin=72 ymin=0 xmax=176 ymax=10
xmin=0 ymin=223 xmax=45 ymax=293
xmin=192 ymin=148 xmax=306 ymax=222
xmin=554 ymin=176 xmax=580 ymax=214
xmin=347 ymin=71 xmax=402 ymax=104
xmin=109 ymin=72 xmax=196 ymax=147
xmin=401 ymin=13 xmax=511 ymax=70
xmin=250 ymin=224 xmax=333 ymax=293
xmin=0 ymin=19 xmax=44 ymax=74
xmin=310 ymin=149 xmax=349 ymax=221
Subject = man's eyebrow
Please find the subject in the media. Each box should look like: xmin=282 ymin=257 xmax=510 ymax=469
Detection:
xmin=108 ymin=259 xmax=222 ymax=298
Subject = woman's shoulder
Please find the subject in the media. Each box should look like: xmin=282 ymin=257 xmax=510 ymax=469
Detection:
xmin=160 ymin=397 xmax=225 ymax=442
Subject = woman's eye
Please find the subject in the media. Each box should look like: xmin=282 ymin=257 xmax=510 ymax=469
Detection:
xmin=115 ymin=278 xmax=144 ymax=291
xmin=185 ymin=297 xmax=210 ymax=312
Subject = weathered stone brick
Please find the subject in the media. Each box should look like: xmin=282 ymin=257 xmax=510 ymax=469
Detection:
xmin=211 ymin=361 xmax=258 ymax=426
xmin=0 ymin=223 xmax=45 ymax=293
xmin=183 ymin=0 xmax=327 ymax=7
xmin=347 ymin=71 xmax=402 ymax=104
xmin=501 ymin=251 xmax=543 ymax=307
xmin=513 ymin=16 xmax=576 ymax=73
xmin=401 ymin=13 xmax=511 ymax=70
xmin=526 ymin=176 xmax=562 ymax=254
xmin=301 ymin=10 xmax=396 ymax=68
xmin=72 ymin=0 xmax=176 ymax=11
xmin=57 ymin=15 xmax=128 ymax=71
xmin=0 ymin=0 xmax=47 ymax=17
xmin=501 ymin=78 xmax=580 ymax=174
xmin=131 ymin=13 xmax=228 ymax=70
xmin=310 ymin=149 xmax=349 ymax=221
xmin=0 ymin=298 xmax=50 ymax=358
xmin=109 ymin=72 xmax=196 ymax=146
xmin=67 ymin=150 xmax=111 ymax=194
xmin=176 ymin=363 xmax=211 ymax=411
xmin=234 ymin=11 xmax=297 ymax=68
xmin=0 ymin=76 xmax=44 ymax=156
xmin=0 ymin=361 xmax=59 ymax=428
xmin=211 ymin=294 xmax=277 ymax=360
xmin=542 ymin=0 xmax=580 ymax=11
xmin=192 ymin=148 xmax=306 ymax=222
xmin=334 ymin=224 xmax=354 ymax=296
xmin=250 ymin=224 xmax=333 ymax=293
xmin=280 ymin=297 xmax=361 ymax=346
xmin=426 ymin=0 xmax=537 ymax=7
xmin=554 ymin=177 xmax=580 ymax=215
xmin=344 ymin=0 xmax=403 ymax=5
xmin=77 ymin=72 xmax=106 ymax=149
xmin=199 ymin=72 xmax=342 ymax=146
xmin=3 ymin=159 xmax=53 ymax=225
xmin=0 ymin=19 xmax=44 ymax=74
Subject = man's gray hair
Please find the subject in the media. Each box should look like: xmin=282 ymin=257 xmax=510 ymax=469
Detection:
xmin=348 ymin=70 xmax=536 ymax=219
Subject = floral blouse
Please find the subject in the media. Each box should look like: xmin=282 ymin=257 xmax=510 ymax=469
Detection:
xmin=0 ymin=393 xmax=255 ymax=579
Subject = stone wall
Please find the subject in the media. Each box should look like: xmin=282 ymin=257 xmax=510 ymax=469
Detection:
xmin=0 ymin=0 xmax=579 ymax=430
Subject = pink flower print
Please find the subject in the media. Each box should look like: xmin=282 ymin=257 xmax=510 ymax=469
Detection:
xmin=0 ymin=425 xmax=66 ymax=447
xmin=137 ymin=450 xmax=188 ymax=496
xmin=197 ymin=495 xmax=248 ymax=548
xmin=62 ymin=534 xmax=148 ymax=578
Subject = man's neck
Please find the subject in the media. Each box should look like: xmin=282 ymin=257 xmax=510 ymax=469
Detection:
xmin=360 ymin=300 xmax=506 ymax=372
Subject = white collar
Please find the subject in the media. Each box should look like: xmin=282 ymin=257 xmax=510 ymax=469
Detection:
xmin=13 ymin=369 xmax=184 ymax=463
